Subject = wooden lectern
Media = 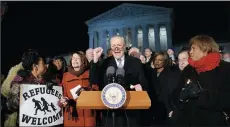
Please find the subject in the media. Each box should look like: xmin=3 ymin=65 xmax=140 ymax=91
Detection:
xmin=77 ymin=91 xmax=151 ymax=109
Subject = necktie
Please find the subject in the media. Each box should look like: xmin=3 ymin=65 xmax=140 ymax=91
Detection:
xmin=117 ymin=59 xmax=122 ymax=68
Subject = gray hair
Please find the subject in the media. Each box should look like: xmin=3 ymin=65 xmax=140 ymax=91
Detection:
xmin=110 ymin=35 xmax=125 ymax=45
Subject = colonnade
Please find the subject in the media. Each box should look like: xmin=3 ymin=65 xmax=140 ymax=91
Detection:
xmin=88 ymin=23 xmax=172 ymax=53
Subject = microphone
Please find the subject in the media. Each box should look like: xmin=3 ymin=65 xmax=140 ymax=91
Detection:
xmin=106 ymin=66 xmax=116 ymax=83
xmin=116 ymin=68 xmax=125 ymax=85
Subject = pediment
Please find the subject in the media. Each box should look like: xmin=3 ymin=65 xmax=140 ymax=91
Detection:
xmin=85 ymin=3 xmax=172 ymax=25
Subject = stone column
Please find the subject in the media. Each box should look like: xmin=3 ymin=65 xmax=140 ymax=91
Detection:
xmin=154 ymin=24 xmax=161 ymax=52
xmin=108 ymin=29 xmax=114 ymax=48
xmin=119 ymin=27 xmax=124 ymax=37
xmin=113 ymin=29 xmax=119 ymax=36
xmin=131 ymin=26 xmax=138 ymax=47
xmin=166 ymin=23 xmax=172 ymax=49
xmin=98 ymin=30 xmax=104 ymax=47
xmin=93 ymin=32 xmax=98 ymax=48
xmin=88 ymin=32 xmax=94 ymax=48
xmin=142 ymin=24 xmax=149 ymax=53
xmin=99 ymin=30 xmax=107 ymax=54
xmin=123 ymin=27 xmax=130 ymax=48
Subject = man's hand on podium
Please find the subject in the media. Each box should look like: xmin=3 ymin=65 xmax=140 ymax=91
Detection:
xmin=130 ymin=84 xmax=143 ymax=91
xmin=168 ymin=111 xmax=173 ymax=118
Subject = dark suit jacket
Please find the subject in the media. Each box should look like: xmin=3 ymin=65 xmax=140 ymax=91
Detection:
xmin=90 ymin=55 xmax=149 ymax=126
xmin=91 ymin=55 xmax=148 ymax=91
xmin=151 ymin=67 xmax=180 ymax=113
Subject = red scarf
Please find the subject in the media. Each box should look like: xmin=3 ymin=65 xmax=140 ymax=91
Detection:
xmin=188 ymin=53 xmax=221 ymax=73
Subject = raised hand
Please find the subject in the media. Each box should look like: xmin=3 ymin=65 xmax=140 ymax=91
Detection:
xmin=93 ymin=47 xmax=103 ymax=63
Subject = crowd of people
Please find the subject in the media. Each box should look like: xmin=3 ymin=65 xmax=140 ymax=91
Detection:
xmin=1 ymin=35 xmax=230 ymax=127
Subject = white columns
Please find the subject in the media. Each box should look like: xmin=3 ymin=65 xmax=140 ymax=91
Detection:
xmin=88 ymin=32 xmax=94 ymax=48
xmin=119 ymin=28 xmax=124 ymax=37
xmin=131 ymin=26 xmax=138 ymax=47
xmin=108 ymin=29 xmax=114 ymax=48
xmin=166 ymin=24 xmax=172 ymax=49
xmin=98 ymin=30 xmax=108 ymax=54
xmin=154 ymin=24 xmax=161 ymax=52
xmin=142 ymin=24 xmax=149 ymax=53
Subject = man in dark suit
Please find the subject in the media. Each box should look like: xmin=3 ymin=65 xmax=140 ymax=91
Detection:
xmin=91 ymin=35 xmax=148 ymax=127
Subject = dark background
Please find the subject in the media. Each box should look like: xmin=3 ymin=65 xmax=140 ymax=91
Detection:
xmin=1 ymin=1 xmax=230 ymax=75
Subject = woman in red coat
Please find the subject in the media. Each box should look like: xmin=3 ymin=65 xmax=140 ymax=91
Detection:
xmin=61 ymin=51 xmax=98 ymax=127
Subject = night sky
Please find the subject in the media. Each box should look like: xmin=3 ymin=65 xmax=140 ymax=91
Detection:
xmin=1 ymin=1 xmax=230 ymax=75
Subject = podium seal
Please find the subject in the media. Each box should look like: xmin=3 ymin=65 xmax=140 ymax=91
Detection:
xmin=101 ymin=83 xmax=126 ymax=109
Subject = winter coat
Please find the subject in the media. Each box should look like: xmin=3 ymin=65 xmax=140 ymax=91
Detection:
xmin=149 ymin=67 xmax=180 ymax=124
xmin=62 ymin=70 xmax=98 ymax=127
xmin=1 ymin=63 xmax=24 ymax=127
xmin=5 ymin=71 xmax=45 ymax=127
xmin=1 ymin=62 xmax=24 ymax=97
xmin=171 ymin=61 xmax=230 ymax=126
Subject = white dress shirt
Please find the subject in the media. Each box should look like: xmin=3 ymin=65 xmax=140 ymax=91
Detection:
xmin=115 ymin=55 xmax=125 ymax=68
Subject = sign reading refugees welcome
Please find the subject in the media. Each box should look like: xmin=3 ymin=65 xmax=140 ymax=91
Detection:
xmin=19 ymin=84 xmax=63 ymax=126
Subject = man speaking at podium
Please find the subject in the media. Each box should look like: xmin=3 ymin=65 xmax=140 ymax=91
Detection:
xmin=91 ymin=35 xmax=148 ymax=127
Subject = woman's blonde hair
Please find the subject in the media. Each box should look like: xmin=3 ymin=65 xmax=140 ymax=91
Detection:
xmin=189 ymin=35 xmax=219 ymax=53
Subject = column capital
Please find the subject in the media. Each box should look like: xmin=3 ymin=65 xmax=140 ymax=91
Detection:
xmin=141 ymin=24 xmax=148 ymax=28
xmin=108 ymin=28 xmax=114 ymax=32
xmin=88 ymin=31 xmax=96 ymax=35
xmin=97 ymin=30 xmax=105 ymax=35
xmin=118 ymin=27 xmax=125 ymax=30
xmin=131 ymin=25 xmax=139 ymax=29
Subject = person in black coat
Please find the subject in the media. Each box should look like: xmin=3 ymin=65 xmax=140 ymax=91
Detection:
xmin=127 ymin=47 xmax=153 ymax=126
xmin=43 ymin=56 xmax=67 ymax=85
xmin=171 ymin=35 xmax=230 ymax=126
xmin=148 ymin=51 xmax=180 ymax=126
xmin=144 ymin=47 xmax=154 ymax=66
xmin=91 ymin=35 xmax=148 ymax=127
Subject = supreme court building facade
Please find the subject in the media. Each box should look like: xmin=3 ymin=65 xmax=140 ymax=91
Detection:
xmin=85 ymin=3 xmax=173 ymax=54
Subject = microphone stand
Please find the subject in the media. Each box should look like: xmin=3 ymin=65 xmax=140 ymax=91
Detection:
xmin=105 ymin=76 xmax=116 ymax=127
xmin=112 ymin=76 xmax=115 ymax=127
xmin=112 ymin=111 xmax=115 ymax=127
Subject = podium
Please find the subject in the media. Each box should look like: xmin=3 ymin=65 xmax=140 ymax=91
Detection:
xmin=77 ymin=91 xmax=151 ymax=109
